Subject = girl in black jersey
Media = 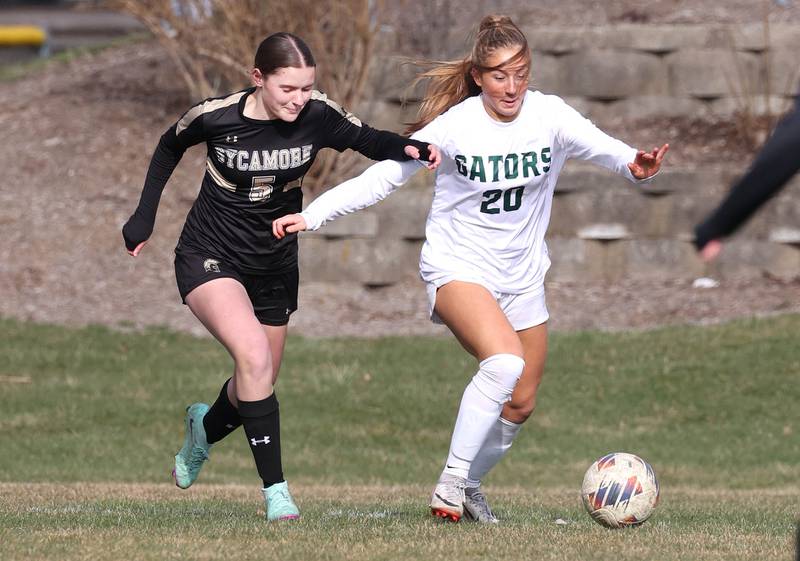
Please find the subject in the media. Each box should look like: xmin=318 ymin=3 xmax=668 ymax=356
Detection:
xmin=122 ymin=32 xmax=440 ymax=521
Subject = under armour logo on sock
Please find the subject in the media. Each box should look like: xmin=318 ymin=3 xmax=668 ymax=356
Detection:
xmin=250 ymin=436 xmax=271 ymax=446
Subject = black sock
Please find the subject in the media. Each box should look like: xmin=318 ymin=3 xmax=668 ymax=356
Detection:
xmin=239 ymin=393 xmax=284 ymax=488
xmin=202 ymin=378 xmax=242 ymax=444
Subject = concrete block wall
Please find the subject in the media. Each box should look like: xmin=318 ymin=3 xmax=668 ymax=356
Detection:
xmin=299 ymin=23 xmax=800 ymax=284
xmin=372 ymin=23 xmax=800 ymax=118
xmin=299 ymin=166 xmax=800 ymax=283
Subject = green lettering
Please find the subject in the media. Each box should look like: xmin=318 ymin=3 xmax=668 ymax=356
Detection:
xmin=522 ymin=151 xmax=539 ymax=177
xmin=504 ymin=153 xmax=519 ymax=180
xmin=504 ymin=185 xmax=524 ymax=211
xmin=469 ymin=156 xmax=486 ymax=182
xmin=541 ymin=147 xmax=551 ymax=173
xmin=480 ymin=186 xmax=525 ymax=214
xmin=480 ymin=189 xmax=502 ymax=214
xmin=455 ymin=155 xmax=467 ymax=176
xmin=487 ymin=155 xmax=503 ymax=182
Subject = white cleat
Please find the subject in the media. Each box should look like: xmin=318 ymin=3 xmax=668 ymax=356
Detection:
xmin=430 ymin=473 xmax=466 ymax=522
xmin=463 ymin=486 xmax=499 ymax=524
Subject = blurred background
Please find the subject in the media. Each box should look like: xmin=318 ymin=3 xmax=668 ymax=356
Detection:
xmin=0 ymin=0 xmax=798 ymax=337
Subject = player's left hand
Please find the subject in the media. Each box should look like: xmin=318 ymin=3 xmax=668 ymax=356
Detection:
xmin=699 ymin=239 xmax=723 ymax=262
xmin=127 ymin=241 xmax=147 ymax=257
xmin=404 ymin=144 xmax=442 ymax=170
xmin=628 ymin=143 xmax=669 ymax=179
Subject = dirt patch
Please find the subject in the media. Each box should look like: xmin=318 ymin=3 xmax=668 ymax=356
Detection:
xmin=291 ymin=277 xmax=800 ymax=338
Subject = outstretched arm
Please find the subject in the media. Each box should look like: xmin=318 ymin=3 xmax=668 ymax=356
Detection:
xmin=273 ymin=158 xmax=425 ymax=239
xmin=555 ymin=96 xmax=668 ymax=182
xmin=694 ymin=98 xmax=800 ymax=259
xmin=317 ymin=91 xmax=441 ymax=169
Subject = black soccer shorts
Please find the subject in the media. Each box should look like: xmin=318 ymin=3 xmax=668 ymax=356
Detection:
xmin=174 ymin=250 xmax=298 ymax=326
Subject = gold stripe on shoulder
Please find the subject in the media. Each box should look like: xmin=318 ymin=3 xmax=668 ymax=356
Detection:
xmin=206 ymin=158 xmax=236 ymax=192
xmin=311 ymin=90 xmax=362 ymax=127
xmin=285 ymin=177 xmax=303 ymax=191
xmin=177 ymin=91 xmax=248 ymax=135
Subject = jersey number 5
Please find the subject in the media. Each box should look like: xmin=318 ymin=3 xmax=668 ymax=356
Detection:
xmin=250 ymin=176 xmax=275 ymax=202
xmin=480 ymin=185 xmax=525 ymax=214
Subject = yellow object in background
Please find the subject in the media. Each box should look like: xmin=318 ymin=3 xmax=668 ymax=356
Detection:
xmin=0 ymin=26 xmax=47 ymax=47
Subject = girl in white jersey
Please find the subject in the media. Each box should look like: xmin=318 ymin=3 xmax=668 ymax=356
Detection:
xmin=273 ymin=16 xmax=668 ymax=523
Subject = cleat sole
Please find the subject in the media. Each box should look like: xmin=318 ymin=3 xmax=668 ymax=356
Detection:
xmin=431 ymin=507 xmax=461 ymax=522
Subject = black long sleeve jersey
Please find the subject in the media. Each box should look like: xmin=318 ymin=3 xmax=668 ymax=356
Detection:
xmin=123 ymin=87 xmax=429 ymax=273
xmin=694 ymin=96 xmax=800 ymax=249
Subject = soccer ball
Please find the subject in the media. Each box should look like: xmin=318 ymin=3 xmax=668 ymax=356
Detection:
xmin=581 ymin=452 xmax=660 ymax=528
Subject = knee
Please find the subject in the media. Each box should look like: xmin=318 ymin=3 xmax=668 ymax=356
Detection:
xmin=504 ymin=396 xmax=536 ymax=423
xmin=234 ymin=347 xmax=272 ymax=381
xmin=472 ymin=353 xmax=525 ymax=404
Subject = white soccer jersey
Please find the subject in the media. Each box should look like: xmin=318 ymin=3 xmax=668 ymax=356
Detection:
xmin=301 ymin=90 xmax=645 ymax=293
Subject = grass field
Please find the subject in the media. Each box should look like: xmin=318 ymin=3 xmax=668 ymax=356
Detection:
xmin=1 ymin=315 xmax=798 ymax=560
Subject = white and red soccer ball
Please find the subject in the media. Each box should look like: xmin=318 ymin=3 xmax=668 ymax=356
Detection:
xmin=581 ymin=452 xmax=660 ymax=528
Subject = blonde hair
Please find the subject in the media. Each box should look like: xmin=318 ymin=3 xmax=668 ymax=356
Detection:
xmin=405 ymin=15 xmax=529 ymax=134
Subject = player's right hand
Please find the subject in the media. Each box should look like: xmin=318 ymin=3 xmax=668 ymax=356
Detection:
xmin=273 ymin=214 xmax=308 ymax=239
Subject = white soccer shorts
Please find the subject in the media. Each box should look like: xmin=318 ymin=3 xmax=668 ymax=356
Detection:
xmin=426 ymin=278 xmax=549 ymax=331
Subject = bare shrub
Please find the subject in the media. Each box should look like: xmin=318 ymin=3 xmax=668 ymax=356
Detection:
xmin=723 ymin=0 xmax=798 ymax=150
xmin=109 ymin=0 xmax=382 ymax=194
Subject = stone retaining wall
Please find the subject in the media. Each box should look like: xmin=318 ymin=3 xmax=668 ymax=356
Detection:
xmin=315 ymin=23 xmax=800 ymax=284
xmin=373 ymin=23 xmax=800 ymax=120
xmin=299 ymin=166 xmax=800 ymax=284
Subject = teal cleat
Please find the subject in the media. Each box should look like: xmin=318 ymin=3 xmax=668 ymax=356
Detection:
xmin=263 ymin=481 xmax=300 ymax=521
xmin=172 ymin=403 xmax=211 ymax=489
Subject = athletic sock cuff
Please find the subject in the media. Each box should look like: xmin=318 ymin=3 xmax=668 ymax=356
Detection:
xmin=499 ymin=416 xmax=522 ymax=428
xmin=238 ymin=393 xmax=279 ymax=418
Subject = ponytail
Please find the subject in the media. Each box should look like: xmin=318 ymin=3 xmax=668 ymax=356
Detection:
xmin=404 ymin=58 xmax=480 ymax=134
xmin=405 ymin=15 xmax=529 ymax=134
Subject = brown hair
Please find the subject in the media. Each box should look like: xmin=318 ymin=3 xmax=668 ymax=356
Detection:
xmin=405 ymin=15 xmax=529 ymax=134
xmin=254 ymin=32 xmax=316 ymax=76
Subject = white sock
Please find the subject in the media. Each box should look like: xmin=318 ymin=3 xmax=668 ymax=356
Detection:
xmin=442 ymin=354 xmax=525 ymax=479
xmin=466 ymin=416 xmax=522 ymax=488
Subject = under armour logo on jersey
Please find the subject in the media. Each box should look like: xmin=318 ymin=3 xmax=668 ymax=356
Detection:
xmin=250 ymin=436 xmax=271 ymax=446
xmin=226 ymin=135 xmax=238 ymax=143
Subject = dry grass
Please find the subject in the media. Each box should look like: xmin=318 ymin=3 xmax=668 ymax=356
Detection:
xmin=1 ymin=483 xmax=796 ymax=561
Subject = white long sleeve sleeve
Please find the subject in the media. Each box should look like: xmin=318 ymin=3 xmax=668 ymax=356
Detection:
xmin=300 ymin=159 xmax=426 ymax=231
xmin=553 ymin=97 xmax=648 ymax=183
